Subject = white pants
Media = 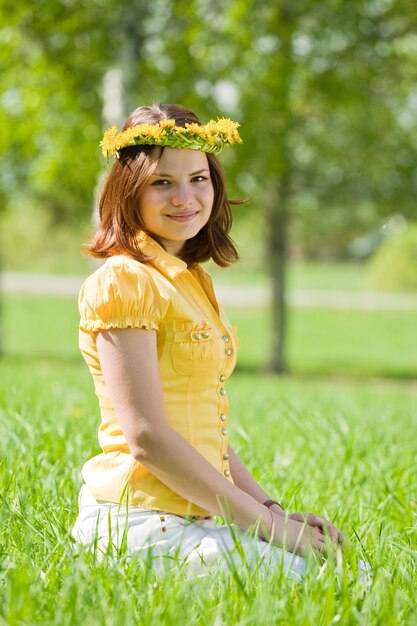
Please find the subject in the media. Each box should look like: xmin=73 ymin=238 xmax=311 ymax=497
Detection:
xmin=72 ymin=485 xmax=307 ymax=580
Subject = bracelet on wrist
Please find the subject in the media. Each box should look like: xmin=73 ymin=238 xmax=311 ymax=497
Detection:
xmin=263 ymin=499 xmax=284 ymax=511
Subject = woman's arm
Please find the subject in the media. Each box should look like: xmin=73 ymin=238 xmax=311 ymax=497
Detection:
xmin=227 ymin=446 xmax=285 ymax=515
xmin=97 ymin=328 xmax=270 ymax=528
xmin=96 ymin=327 xmax=328 ymax=554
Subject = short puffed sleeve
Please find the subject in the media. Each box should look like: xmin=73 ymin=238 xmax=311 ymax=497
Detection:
xmin=79 ymin=258 xmax=163 ymax=333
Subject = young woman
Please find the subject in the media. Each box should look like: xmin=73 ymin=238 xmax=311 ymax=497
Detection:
xmin=72 ymin=103 xmax=343 ymax=577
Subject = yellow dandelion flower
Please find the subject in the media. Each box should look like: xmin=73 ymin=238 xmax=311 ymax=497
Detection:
xmin=184 ymin=123 xmax=202 ymax=135
xmin=184 ymin=123 xmax=209 ymax=141
xmin=208 ymin=118 xmax=242 ymax=143
xmin=100 ymin=126 xmax=119 ymax=156
xmin=148 ymin=126 xmax=164 ymax=140
xmin=159 ymin=119 xmax=176 ymax=129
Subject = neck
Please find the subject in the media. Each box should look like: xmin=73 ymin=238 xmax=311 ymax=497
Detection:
xmin=159 ymin=239 xmax=185 ymax=258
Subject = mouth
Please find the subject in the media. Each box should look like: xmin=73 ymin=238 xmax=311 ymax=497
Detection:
xmin=166 ymin=211 xmax=199 ymax=223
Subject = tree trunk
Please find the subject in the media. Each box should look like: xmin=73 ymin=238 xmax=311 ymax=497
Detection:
xmin=266 ymin=3 xmax=294 ymax=374
xmin=267 ymin=170 xmax=290 ymax=373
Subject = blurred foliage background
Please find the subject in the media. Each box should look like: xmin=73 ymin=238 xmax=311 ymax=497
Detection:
xmin=1 ymin=0 xmax=416 ymax=373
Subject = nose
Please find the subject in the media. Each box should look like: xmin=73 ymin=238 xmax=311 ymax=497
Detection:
xmin=171 ymin=182 xmax=193 ymax=207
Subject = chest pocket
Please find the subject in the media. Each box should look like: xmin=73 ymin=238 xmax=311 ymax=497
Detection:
xmin=171 ymin=321 xmax=223 ymax=375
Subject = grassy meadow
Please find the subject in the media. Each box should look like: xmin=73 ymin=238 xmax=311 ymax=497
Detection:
xmin=1 ymin=286 xmax=416 ymax=625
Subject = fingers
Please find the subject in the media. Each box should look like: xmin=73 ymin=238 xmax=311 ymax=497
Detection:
xmin=314 ymin=516 xmax=345 ymax=546
xmin=299 ymin=526 xmax=327 ymax=557
xmin=289 ymin=512 xmax=344 ymax=546
xmin=311 ymin=526 xmax=341 ymax=558
xmin=312 ymin=516 xmax=340 ymax=543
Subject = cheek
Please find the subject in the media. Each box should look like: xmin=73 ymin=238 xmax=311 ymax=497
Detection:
xmin=137 ymin=191 xmax=160 ymax=220
xmin=140 ymin=188 xmax=160 ymax=207
xmin=204 ymin=186 xmax=215 ymax=210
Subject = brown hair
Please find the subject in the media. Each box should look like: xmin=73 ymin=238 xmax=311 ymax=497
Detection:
xmin=86 ymin=103 xmax=240 ymax=267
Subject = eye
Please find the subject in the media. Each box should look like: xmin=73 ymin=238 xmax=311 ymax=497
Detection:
xmin=151 ymin=179 xmax=171 ymax=186
xmin=191 ymin=175 xmax=208 ymax=183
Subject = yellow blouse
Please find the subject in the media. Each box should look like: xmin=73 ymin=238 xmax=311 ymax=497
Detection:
xmin=78 ymin=231 xmax=239 ymax=516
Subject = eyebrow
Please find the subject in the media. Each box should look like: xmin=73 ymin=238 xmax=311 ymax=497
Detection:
xmin=152 ymin=169 xmax=210 ymax=177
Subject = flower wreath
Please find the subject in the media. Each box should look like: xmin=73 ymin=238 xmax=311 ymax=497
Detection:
xmin=100 ymin=118 xmax=242 ymax=158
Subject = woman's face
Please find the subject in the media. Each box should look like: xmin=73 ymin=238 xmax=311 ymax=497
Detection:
xmin=137 ymin=147 xmax=214 ymax=257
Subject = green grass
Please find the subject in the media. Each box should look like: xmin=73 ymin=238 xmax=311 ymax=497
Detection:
xmin=1 ymin=294 xmax=417 ymax=624
xmin=1 ymin=359 xmax=416 ymax=624
xmin=4 ymin=294 xmax=416 ymax=380
xmin=229 ymin=306 xmax=417 ymax=380
xmin=2 ymin=295 xmax=80 ymax=360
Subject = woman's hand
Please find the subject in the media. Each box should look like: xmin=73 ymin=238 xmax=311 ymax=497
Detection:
xmin=268 ymin=510 xmax=330 ymax=556
xmin=288 ymin=511 xmax=344 ymax=547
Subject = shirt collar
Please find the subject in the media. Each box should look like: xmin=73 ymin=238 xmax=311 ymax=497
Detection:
xmin=135 ymin=231 xmax=189 ymax=279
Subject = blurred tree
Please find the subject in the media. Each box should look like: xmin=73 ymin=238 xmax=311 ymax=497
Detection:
xmin=287 ymin=0 xmax=417 ymax=258
xmin=166 ymin=0 xmax=417 ymax=371
xmin=1 ymin=0 xmax=417 ymax=370
xmin=0 ymin=0 xmax=121 ymax=224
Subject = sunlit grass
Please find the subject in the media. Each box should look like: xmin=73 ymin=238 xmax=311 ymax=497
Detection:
xmin=229 ymin=305 xmax=417 ymax=380
xmin=1 ymin=294 xmax=416 ymax=623
xmin=1 ymin=358 xmax=416 ymax=624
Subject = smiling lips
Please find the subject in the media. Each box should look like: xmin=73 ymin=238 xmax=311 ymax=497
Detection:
xmin=166 ymin=211 xmax=199 ymax=223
